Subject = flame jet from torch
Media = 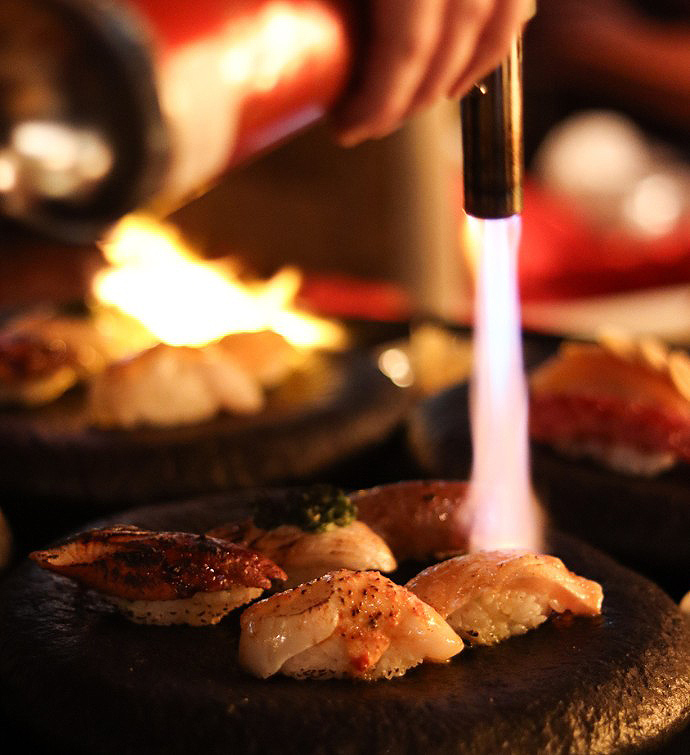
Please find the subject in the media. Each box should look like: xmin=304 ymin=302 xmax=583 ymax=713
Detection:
xmin=459 ymin=34 xmax=543 ymax=554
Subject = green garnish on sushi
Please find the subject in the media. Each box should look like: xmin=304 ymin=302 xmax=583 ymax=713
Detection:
xmin=254 ymin=485 xmax=357 ymax=533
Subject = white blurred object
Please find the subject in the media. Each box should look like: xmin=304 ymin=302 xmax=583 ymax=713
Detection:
xmin=397 ymin=101 xmax=466 ymax=320
xmin=522 ymin=284 xmax=690 ymax=345
xmin=622 ymin=172 xmax=685 ymax=238
xmin=535 ymin=110 xmax=690 ymax=238
xmin=376 ymin=323 xmax=473 ymax=395
xmin=0 ymin=509 xmax=11 ymax=572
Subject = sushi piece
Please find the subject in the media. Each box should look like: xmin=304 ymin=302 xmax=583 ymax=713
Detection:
xmin=88 ymin=342 xmax=264 ymax=428
xmin=0 ymin=306 xmax=157 ymax=407
xmin=530 ymin=336 xmax=690 ymax=476
xmin=210 ymin=520 xmax=396 ymax=589
xmin=0 ymin=332 xmax=79 ymax=406
xmin=4 ymin=308 xmax=116 ymax=372
xmin=216 ymin=330 xmax=298 ymax=389
xmin=351 ymin=480 xmax=470 ymax=562
xmin=239 ymin=569 xmax=463 ymax=680
xmin=406 ymin=550 xmax=603 ymax=646
xmin=30 ymin=526 xmax=286 ymax=625
xmin=209 ymin=485 xmax=396 ymax=587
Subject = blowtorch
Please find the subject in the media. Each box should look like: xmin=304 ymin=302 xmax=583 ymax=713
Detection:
xmin=461 ymin=36 xmax=524 ymax=220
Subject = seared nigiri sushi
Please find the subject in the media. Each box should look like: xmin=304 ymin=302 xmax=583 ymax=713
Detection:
xmin=3 ymin=306 xmax=124 ymax=373
xmin=239 ymin=569 xmax=463 ymax=680
xmin=209 ymin=485 xmax=396 ymax=587
xmin=30 ymin=526 xmax=286 ymax=625
xmin=216 ymin=330 xmax=298 ymax=389
xmin=0 ymin=331 xmax=79 ymax=407
xmin=88 ymin=342 xmax=264 ymax=428
xmin=0 ymin=308 xmax=121 ymax=407
xmin=351 ymin=480 xmax=470 ymax=562
xmin=209 ymin=520 xmax=396 ymax=589
xmin=406 ymin=550 xmax=603 ymax=646
xmin=530 ymin=335 xmax=690 ymax=476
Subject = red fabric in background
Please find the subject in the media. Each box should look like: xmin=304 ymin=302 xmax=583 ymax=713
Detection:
xmin=298 ymin=274 xmax=411 ymax=321
xmin=519 ymin=182 xmax=690 ymax=301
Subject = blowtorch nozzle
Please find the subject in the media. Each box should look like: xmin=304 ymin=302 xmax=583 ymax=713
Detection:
xmin=460 ymin=36 xmax=523 ymax=219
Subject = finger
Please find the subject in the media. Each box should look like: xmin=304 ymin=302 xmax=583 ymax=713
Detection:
xmin=408 ymin=0 xmax=495 ymax=113
xmin=449 ymin=0 xmax=532 ymax=99
xmin=332 ymin=0 xmax=445 ymax=146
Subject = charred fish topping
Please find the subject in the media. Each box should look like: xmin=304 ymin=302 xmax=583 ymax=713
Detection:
xmin=30 ymin=525 xmax=286 ymax=601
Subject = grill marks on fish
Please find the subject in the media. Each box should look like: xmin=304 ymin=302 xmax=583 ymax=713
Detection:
xmin=407 ymin=550 xmax=603 ymax=646
xmin=30 ymin=526 xmax=287 ymax=602
xmin=239 ymin=570 xmax=463 ymax=680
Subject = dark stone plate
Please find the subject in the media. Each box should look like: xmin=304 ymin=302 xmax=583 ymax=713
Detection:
xmin=1 ymin=490 xmax=689 ymax=754
xmin=0 ymin=351 xmax=407 ymax=511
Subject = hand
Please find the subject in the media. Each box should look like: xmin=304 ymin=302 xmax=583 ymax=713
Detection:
xmin=533 ymin=0 xmax=638 ymax=42
xmin=332 ymin=0 xmax=534 ymax=146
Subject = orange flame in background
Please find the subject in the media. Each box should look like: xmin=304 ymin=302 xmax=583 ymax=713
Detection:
xmin=92 ymin=214 xmax=346 ymax=351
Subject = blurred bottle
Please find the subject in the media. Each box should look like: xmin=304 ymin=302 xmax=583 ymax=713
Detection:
xmin=0 ymin=0 xmax=357 ymax=242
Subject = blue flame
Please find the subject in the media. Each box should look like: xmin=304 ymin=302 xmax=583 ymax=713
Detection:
xmin=464 ymin=215 xmax=542 ymax=552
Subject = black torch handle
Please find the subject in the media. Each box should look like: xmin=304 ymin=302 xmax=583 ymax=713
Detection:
xmin=461 ymin=36 xmax=523 ymax=219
